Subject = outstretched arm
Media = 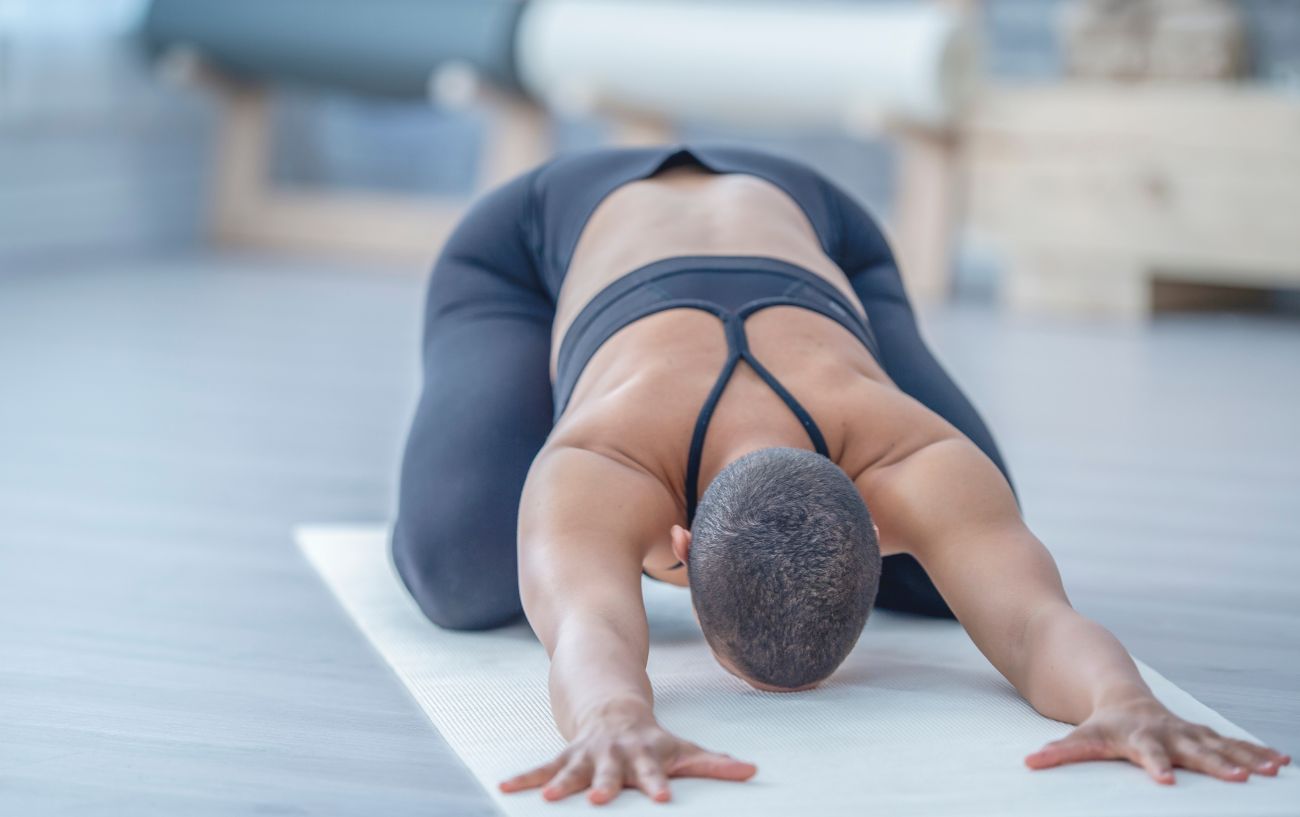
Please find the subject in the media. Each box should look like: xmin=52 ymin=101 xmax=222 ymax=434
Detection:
xmin=502 ymin=444 xmax=756 ymax=806
xmin=861 ymin=436 xmax=1291 ymax=784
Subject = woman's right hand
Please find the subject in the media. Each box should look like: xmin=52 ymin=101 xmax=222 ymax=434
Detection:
xmin=498 ymin=704 xmax=758 ymax=805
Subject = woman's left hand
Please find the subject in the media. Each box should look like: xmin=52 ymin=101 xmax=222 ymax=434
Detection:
xmin=1025 ymin=697 xmax=1291 ymax=784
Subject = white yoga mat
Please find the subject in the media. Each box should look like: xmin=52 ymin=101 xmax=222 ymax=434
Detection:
xmin=297 ymin=525 xmax=1296 ymax=815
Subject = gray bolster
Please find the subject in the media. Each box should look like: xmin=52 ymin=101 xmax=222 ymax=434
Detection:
xmin=141 ymin=0 xmax=526 ymax=96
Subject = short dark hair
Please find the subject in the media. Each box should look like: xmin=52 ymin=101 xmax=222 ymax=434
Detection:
xmin=688 ymin=447 xmax=881 ymax=689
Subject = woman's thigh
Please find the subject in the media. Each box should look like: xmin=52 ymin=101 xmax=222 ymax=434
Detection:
xmin=392 ymin=171 xmax=556 ymax=631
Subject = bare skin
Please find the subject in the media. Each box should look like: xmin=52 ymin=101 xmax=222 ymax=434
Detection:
xmin=500 ymin=166 xmax=1291 ymax=805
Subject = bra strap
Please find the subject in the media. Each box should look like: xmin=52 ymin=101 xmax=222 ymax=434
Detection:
xmin=685 ymin=323 xmax=745 ymax=525
xmin=684 ymin=313 xmax=831 ymax=527
xmin=739 ymin=353 xmax=830 ymax=456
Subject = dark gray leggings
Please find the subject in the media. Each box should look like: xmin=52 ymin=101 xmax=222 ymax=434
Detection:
xmin=393 ymin=168 xmax=1013 ymax=631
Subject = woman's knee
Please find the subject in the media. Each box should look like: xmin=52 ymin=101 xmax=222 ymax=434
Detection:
xmin=391 ymin=517 xmax=523 ymax=631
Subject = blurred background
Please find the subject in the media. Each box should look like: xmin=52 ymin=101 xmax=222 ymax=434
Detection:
xmin=1 ymin=1 xmax=1298 ymax=814
xmin=3 ymin=0 xmax=1299 ymax=293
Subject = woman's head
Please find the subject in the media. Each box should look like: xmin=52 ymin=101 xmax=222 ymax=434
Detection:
xmin=680 ymin=447 xmax=881 ymax=691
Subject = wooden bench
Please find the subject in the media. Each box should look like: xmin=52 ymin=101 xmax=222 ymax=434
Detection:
xmin=963 ymin=84 xmax=1300 ymax=319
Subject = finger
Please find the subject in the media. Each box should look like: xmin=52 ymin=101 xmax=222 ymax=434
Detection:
xmin=1170 ymin=736 xmax=1249 ymax=783
xmin=1189 ymin=726 xmax=1290 ymax=770
xmin=1235 ymin=740 xmax=1291 ymax=770
xmin=1025 ymin=736 xmax=1113 ymax=770
xmin=1128 ymin=734 xmax=1175 ymax=785
xmin=588 ymin=748 xmax=628 ymax=806
xmin=630 ymin=751 xmax=672 ymax=803
xmin=668 ymin=749 xmax=759 ymax=781
xmin=1264 ymin=747 xmax=1291 ymax=765
xmin=499 ymin=757 xmax=566 ymax=793
xmin=541 ymin=755 xmax=596 ymax=801
xmin=1220 ymin=739 xmax=1279 ymax=776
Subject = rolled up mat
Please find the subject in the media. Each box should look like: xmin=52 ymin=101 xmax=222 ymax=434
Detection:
xmin=515 ymin=0 xmax=978 ymax=129
xmin=298 ymin=524 xmax=1297 ymax=816
xmin=140 ymin=0 xmax=526 ymax=96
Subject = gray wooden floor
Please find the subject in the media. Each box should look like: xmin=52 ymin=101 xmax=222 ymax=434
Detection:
xmin=1 ymin=252 xmax=1296 ymax=815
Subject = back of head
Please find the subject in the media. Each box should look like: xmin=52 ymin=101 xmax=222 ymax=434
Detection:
xmin=688 ymin=447 xmax=882 ymax=690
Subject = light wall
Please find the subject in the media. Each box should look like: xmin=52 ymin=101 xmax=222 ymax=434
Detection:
xmin=0 ymin=0 xmax=213 ymax=266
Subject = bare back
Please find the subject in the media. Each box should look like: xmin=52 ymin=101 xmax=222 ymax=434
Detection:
xmin=540 ymin=165 xmax=962 ymax=583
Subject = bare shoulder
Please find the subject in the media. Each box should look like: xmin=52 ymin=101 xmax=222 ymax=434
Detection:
xmin=545 ymin=362 xmax=712 ymax=495
xmin=522 ymin=440 xmax=681 ymax=540
xmin=831 ymin=375 xmax=965 ymax=482
xmin=852 ymin=432 xmax=1022 ymax=559
xmin=519 ymin=436 xmax=682 ymax=572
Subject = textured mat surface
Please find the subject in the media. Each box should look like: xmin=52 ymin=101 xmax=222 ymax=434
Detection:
xmin=297 ymin=525 xmax=1297 ymax=815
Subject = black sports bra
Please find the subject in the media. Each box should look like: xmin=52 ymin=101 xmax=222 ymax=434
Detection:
xmin=552 ymin=255 xmax=881 ymax=579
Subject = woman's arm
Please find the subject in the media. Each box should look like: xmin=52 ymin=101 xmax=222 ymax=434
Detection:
xmin=504 ymin=444 xmax=757 ymax=805
xmin=518 ymin=447 xmax=660 ymax=739
xmin=862 ymin=436 xmax=1291 ymax=783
